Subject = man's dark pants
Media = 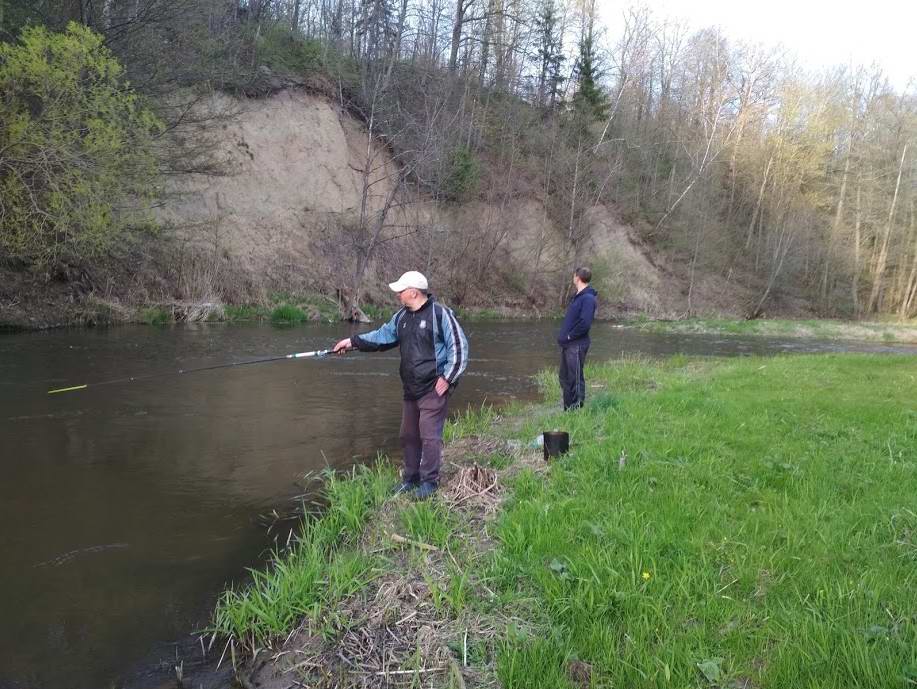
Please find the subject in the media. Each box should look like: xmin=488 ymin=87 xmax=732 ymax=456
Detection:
xmin=559 ymin=340 xmax=590 ymax=410
xmin=400 ymin=389 xmax=450 ymax=484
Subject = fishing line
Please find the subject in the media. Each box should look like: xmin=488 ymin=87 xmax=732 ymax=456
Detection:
xmin=46 ymin=349 xmax=333 ymax=395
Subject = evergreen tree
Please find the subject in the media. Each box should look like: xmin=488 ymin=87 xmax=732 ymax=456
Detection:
xmin=534 ymin=0 xmax=565 ymax=111
xmin=572 ymin=26 xmax=606 ymax=122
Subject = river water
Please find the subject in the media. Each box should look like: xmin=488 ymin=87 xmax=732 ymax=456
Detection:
xmin=1 ymin=320 xmax=914 ymax=688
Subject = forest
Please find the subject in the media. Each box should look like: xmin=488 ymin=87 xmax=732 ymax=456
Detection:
xmin=1 ymin=0 xmax=915 ymax=319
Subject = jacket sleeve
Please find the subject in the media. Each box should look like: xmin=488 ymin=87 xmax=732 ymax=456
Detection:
xmin=440 ymin=307 xmax=469 ymax=384
xmin=564 ymin=295 xmax=596 ymax=341
xmin=352 ymin=309 xmax=402 ymax=352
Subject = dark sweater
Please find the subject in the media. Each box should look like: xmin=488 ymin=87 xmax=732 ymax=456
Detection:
xmin=557 ymin=286 xmax=598 ymax=346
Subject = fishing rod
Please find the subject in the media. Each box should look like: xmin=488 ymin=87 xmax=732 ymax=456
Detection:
xmin=47 ymin=349 xmax=333 ymax=395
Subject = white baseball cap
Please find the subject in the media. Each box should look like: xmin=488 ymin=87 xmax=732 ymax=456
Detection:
xmin=388 ymin=271 xmax=428 ymax=292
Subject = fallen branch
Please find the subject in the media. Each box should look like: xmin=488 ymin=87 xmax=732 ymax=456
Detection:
xmin=389 ymin=532 xmax=439 ymax=551
xmin=372 ymin=667 xmax=445 ymax=676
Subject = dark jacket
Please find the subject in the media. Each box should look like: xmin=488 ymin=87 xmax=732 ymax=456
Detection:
xmin=352 ymin=297 xmax=469 ymax=400
xmin=557 ymin=286 xmax=598 ymax=346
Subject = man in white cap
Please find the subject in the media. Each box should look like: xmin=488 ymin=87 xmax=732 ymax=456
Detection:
xmin=333 ymin=271 xmax=469 ymax=499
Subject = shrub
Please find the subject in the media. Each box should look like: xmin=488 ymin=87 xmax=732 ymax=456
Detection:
xmin=140 ymin=306 xmax=171 ymax=326
xmin=253 ymin=25 xmax=322 ymax=74
xmin=442 ymin=145 xmax=480 ymax=202
xmin=0 ymin=22 xmax=162 ymax=265
xmin=270 ymin=303 xmax=307 ymax=324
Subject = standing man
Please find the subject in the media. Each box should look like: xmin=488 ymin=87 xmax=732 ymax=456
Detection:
xmin=333 ymin=271 xmax=468 ymax=500
xmin=557 ymin=267 xmax=598 ymax=410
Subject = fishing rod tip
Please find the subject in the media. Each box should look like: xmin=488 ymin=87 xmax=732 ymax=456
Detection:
xmin=47 ymin=384 xmax=88 ymax=395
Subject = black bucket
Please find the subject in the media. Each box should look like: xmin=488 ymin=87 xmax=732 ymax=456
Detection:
xmin=543 ymin=431 xmax=569 ymax=461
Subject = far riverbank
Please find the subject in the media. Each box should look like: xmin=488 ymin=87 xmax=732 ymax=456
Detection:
xmin=624 ymin=316 xmax=917 ymax=344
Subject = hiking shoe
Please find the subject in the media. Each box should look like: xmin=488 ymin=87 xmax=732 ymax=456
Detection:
xmin=392 ymin=480 xmax=418 ymax=496
xmin=412 ymin=481 xmax=438 ymax=500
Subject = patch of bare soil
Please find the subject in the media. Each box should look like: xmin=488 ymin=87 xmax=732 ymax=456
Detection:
xmin=240 ymin=438 xmax=548 ymax=689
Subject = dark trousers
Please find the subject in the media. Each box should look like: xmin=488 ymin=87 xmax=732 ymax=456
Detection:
xmin=559 ymin=341 xmax=589 ymax=410
xmin=400 ymin=389 xmax=450 ymax=484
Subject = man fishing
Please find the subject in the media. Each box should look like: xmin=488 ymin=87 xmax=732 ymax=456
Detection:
xmin=557 ymin=267 xmax=598 ymax=410
xmin=333 ymin=271 xmax=469 ymax=500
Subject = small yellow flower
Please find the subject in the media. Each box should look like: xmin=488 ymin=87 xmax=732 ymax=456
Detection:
xmin=642 ymin=571 xmax=652 ymax=581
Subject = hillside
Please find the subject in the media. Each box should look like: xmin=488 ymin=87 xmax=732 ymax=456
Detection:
xmin=3 ymin=5 xmax=915 ymax=329
xmin=1 ymin=83 xmax=798 ymax=330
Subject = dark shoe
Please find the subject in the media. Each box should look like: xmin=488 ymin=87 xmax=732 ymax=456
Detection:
xmin=392 ymin=480 xmax=418 ymax=496
xmin=412 ymin=481 xmax=438 ymax=500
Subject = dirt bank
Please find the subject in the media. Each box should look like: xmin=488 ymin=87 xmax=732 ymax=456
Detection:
xmin=1 ymin=87 xmax=804 ymax=330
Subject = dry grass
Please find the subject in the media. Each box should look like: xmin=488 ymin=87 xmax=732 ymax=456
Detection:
xmin=243 ymin=437 xmax=545 ymax=689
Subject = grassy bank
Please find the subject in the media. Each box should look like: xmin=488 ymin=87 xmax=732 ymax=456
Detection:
xmin=0 ymin=293 xmax=551 ymax=330
xmin=627 ymin=316 xmax=917 ymax=344
xmin=213 ymin=353 xmax=917 ymax=688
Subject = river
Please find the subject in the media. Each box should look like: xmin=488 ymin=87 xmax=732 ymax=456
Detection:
xmin=1 ymin=320 xmax=914 ymax=688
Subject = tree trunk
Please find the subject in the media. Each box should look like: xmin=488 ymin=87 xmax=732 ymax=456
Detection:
xmin=561 ymin=140 xmax=583 ymax=306
xmin=478 ymin=4 xmax=492 ymax=86
xmin=745 ymin=155 xmax=773 ymax=249
xmin=898 ymin=205 xmax=917 ymax=320
xmin=749 ymin=214 xmax=794 ymax=319
xmin=867 ymin=143 xmax=908 ymax=314
xmin=383 ymin=0 xmax=410 ymax=90
xmin=449 ymin=0 xmax=467 ymax=71
xmin=820 ymin=144 xmax=851 ymax=310
xmin=851 ymin=174 xmax=862 ymax=317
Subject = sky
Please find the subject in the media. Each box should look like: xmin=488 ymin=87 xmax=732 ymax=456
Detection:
xmin=597 ymin=0 xmax=916 ymax=91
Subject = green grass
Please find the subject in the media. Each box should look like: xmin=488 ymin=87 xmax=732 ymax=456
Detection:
xmin=360 ymin=302 xmax=389 ymax=321
xmin=297 ymin=294 xmax=339 ymax=322
xmin=139 ymin=306 xmax=171 ymax=325
xmin=224 ymin=292 xmax=340 ymax=324
xmin=628 ymin=317 xmax=917 ymax=343
xmin=462 ymin=307 xmax=503 ymax=320
xmin=400 ymin=501 xmax=454 ymax=549
xmin=268 ymin=292 xmax=339 ymax=322
xmin=270 ymin=303 xmax=308 ymax=325
xmin=486 ymin=354 xmax=917 ymax=688
xmin=254 ymin=25 xmax=322 ymax=74
xmin=223 ymin=304 xmax=268 ymax=322
xmin=445 ymin=401 xmax=502 ymax=441
xmin=210 ymin=354 xmax=917 ymax=687
xmin=451 ymin=306 xmax=556 ymax=321
xmin=211 ymin=463 xmax=396 ymax=651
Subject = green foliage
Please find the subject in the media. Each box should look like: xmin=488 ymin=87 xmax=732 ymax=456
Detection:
xmin=492 ymin=355 xmax=917 ymax=687
xmin=0 ymin=22 xmax=162 ymax=265
xmin=627 ymin=317 xmax=917 ymax=343
xmin=442 ymin=145 xmax=480 ymax=202
xmin=452 ymin=306 xmax=504 ymax=321
xmin=253 ymin=25 xmax=322 ymax=74
xmin=497 ymin=632 xmax=575 ymax=689
xmin=139 ymin=306 xmax=170 ymax=326
xmin=534 ymin=0 xmax=565 ymax=110
xmin=399 ymin=501 xmax=454 ymax=549
xmin=571 ymin=31 xmax=606 ymax=124
xmin=212 ymin=463 xmax=395 ymax=650
xmin=0 ymin=0 xmax=36 ymax=38
xmin=298 ymin=294 xmax=339 ymax=322
xmin=360 ymin=302 xmax=389 ymax=321
xmin=445 ymin=402 xmax=499 ymax=441
xmin=223 ymin=304 xmax=268 ymax=322
xmin=270 ymin=303 xmax=307 ymax=325
xmin=480 ymin=451 xmax=514 ymax=470
xmin=425 ymin=564 xmax=471 ymax=615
